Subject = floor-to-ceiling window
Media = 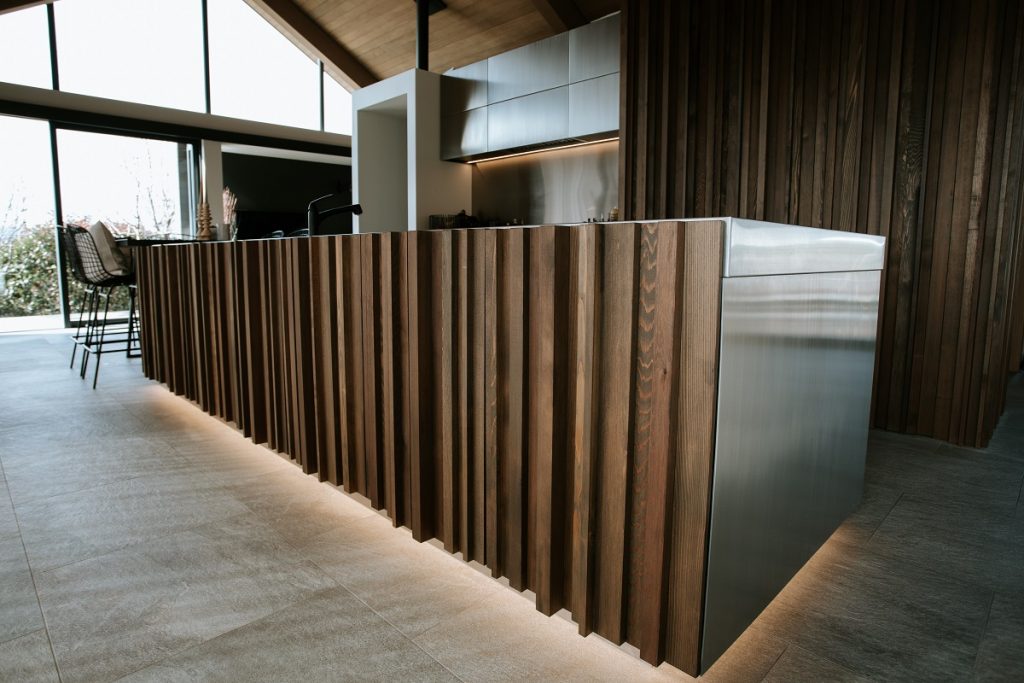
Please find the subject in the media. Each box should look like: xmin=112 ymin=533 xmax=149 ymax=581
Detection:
xmin=0 ymin=0 xmax=353 ymax=326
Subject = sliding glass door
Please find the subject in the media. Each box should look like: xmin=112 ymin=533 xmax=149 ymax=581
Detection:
xmin=0 ymin=120 xmax=200 ymax=328
xmin=0 ymin=115 xmax=58 ymax=322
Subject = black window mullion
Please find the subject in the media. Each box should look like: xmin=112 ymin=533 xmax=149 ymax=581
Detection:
xmin=201 ymin=0 xmax=211 ymax=114
xmin=47 ymin=122 xmax=72 ymax=326
xmin=47 ymin=2 xmax=59 ymax=90
xmin=319 ymin=60 xmax=325 ymax=132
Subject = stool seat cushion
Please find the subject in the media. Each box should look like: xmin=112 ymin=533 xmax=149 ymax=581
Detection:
xmin=88 ymin=221 xmax=131 ymax=276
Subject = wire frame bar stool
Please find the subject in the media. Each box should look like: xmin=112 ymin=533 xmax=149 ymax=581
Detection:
xmin=58 ymin=226 xmax=140 ymax=388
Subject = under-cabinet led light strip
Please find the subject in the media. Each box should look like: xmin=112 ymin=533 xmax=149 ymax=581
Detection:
xmin=465 ymin=137 xmax=620 ymax=164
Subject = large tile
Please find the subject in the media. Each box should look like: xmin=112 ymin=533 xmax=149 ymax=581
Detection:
xmin=16 ymin=469 xmax=250 ymax=571
xmin=223 ymin=467 xmax=378 ymax=545
xmin=298 ymin=513 xmax=502 ymax=637
xmin=973 ymin=594 xmax=1024 ymax=681
xmin=867 ymin=433 xmax=1024 ymax=514
xmin=762 ymin=645 xmax=872 ymax=682
xmin=0 ymin=534 xmax=44 ymax=644
xmin=0 ymin=480 xmax=19 ymax=540
xmin=414 ymin=587 xmax=682 ymax=682
xmin=0 ymin=400 xmax=152 ymax=445
xmin=867 ymin=495 xmax=1024 ymax=595
xmin=169 ymin=434 xmax=297 ymax=486
xmin=0 ymin=629 xmax=59 ymax=682
xmin=36 ymin=514 xmax=335 ymax=683
xmin=1 ymin=436 xmax=189 ymax=506
xmin=117 ymin=387 xmax=252 ymax=448
xmin=830 ymin=480 xmax=903 ymax=548
xmin=120 ymin=586 xmax=457 ymax=683
xmin=753 ymin=541 xmax=992 ymax=681
xmin=701 ymin=622 xmax=786 ymax=683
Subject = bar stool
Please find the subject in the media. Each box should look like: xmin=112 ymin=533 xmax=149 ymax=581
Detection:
xmin=58 ymin=226 xmax=140 ymax=388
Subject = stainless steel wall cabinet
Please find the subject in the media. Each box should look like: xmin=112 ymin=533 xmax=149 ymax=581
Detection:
xmin=487 ymin=32 xmax=569 ymax=104
xmin=441 ymin=13 xmax=620 ymax=161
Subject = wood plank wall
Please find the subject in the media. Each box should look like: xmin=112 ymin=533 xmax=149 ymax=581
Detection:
xmin=135 ymin=220 xmax=724 ymax=675
xmin=620 ymin=0 xmax=1024 ymax=447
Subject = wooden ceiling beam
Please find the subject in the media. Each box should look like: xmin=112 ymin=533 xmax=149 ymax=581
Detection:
xmin=0 ymin=0 xmax=54 ymax=17
xmin=244 ymin=0 xmax=377 ymax=90
xmin=530 ymin=0 xmax=586 ymax=32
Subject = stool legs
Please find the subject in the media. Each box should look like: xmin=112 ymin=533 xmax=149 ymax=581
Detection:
xmin=69 ymin=285 xmax=95 ymax=370
xmin=72 ymin=284 xmax=140 ymax=387
xmin=91 ymin=287 xmax=114 ymax=389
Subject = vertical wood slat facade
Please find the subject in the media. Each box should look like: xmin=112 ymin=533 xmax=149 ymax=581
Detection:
xmin=620 ymin=0 xmax=1024 ymax=447
xmin=135 ymin=220 xmax=723 ymax=675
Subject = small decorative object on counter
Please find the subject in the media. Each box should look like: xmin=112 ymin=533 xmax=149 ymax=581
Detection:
xmin=223 ymin=187 xmax=238 ymax=240
xmin=197 ymin=199 xmax=213 ymax=241
xmin=609 ymin=206 xmax=620 ymax=221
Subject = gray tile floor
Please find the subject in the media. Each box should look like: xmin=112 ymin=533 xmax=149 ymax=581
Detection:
xmin=0 ymin=331 xmax=1021 ymax=682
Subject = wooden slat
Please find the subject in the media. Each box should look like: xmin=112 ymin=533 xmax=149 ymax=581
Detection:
xmin=341 ymin=235 xmax=365 ymax=492
xmin=467 ymin=230 xmax=488 ymax=564
xmin=664 ymin=220 xmax=724 ymax=673
xmin=568 ymin=224 xmax=598 ymax=633
xmin=455 ymin=230 xmax=471 ymax=556
xmin=483 ymin=230 xmax=500 ymax=571
xmin=433 ymin=230 xmax=457 ymax=552
xmin=395 ymin=233 xmax=413 ymax=527
xmin=496 ymin=228 xmax=526 ymax=589
xmin=632 ymin=222 xmax=680 ymax=663
xmin=377 ymin=234 xmax=398 ymax=518
xmin=526 ymin=226 xmax=560 ymax=615
xmin=410 ymin=231 xmax=437 ymax=542
xmin=311 ymin=237 xmax=339 ymax=483
xmin=592 ymin=222 xmax=638 ymax=645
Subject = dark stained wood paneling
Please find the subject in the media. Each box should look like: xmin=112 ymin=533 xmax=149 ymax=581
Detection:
xmin=621 ymin=0 xmax=1024 ymax=447
xmin=136 ymin=221 xmax=726 ymax=676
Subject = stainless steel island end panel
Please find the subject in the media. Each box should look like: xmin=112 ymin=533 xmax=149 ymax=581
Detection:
xmin=701 ymin=219 xmax=885 ymax=672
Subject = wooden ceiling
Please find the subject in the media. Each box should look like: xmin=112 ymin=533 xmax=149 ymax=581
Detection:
xmin=285 ymin=0 xmax=620 ymax=84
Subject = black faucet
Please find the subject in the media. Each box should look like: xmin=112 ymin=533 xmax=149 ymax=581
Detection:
xmin=307 ymin=194 xmax=363 ymax=235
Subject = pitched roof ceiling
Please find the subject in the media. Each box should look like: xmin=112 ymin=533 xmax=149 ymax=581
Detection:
xmin=256 ymin=0 xmax=621 ymax=87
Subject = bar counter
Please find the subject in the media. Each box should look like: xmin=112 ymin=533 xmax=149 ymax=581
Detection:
xmin=135 ymin=218 xmax=884 ymax=675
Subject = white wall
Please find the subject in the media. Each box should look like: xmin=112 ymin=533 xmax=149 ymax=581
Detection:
xmin=352 ymin=69 xmax=471 ymax=232
xmin=355 ymin=98 xmax=408 ymax=233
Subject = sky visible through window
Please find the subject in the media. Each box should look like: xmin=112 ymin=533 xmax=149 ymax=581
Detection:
xmin=0 ymin=5 xmax=51 ymax=89
xmin=209 ymin=0 xmax=320 ymax=129
xmin=55 ymin=0 xmax=205 ymax=112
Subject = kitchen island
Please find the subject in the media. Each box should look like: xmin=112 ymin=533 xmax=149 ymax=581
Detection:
xmin=135 ymin=218 xmax=884 ymax=675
